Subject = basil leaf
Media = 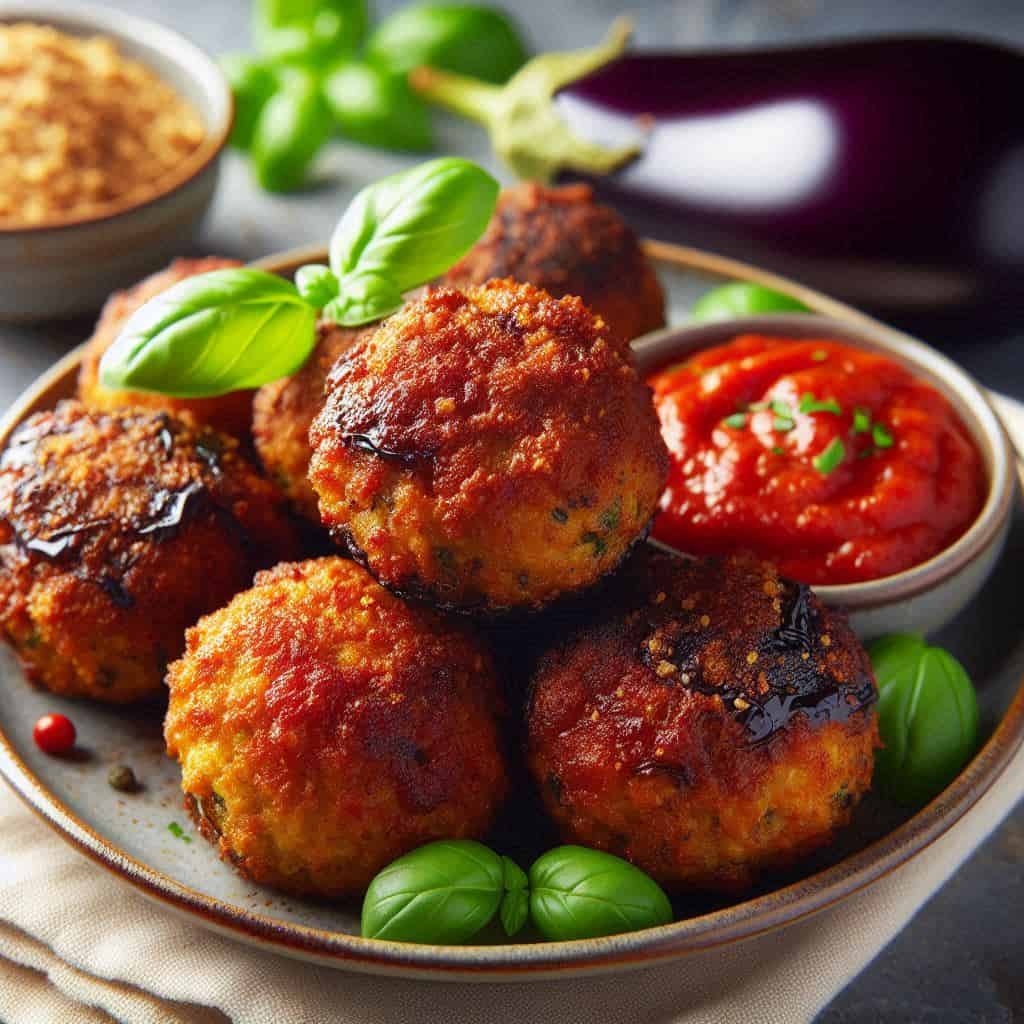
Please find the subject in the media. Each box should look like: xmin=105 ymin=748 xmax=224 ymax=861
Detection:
xmin=361 ymin=839 xmax=504 ymax=944
xmin=329 ymin=157 xmax=499 ymax=292
xmin=98 ymin=269 xmax=318 ymax=398
xmin=251 ymin=69 xmax=332 ymax=193
xmin=324 ymin=271 xmax=404 ymax=327
xmin=295 ymin=264 xmax=340 ymax=308
xmin=691 ymin=282 xmax=809 ymax=322
xmin=529 ymin=845 xmax=672 ymax=941
xmin=870 ymin=634 xmax=979 ymax=806
xmin=500 ymin=889 xmax=529 ymax=937
xmin=254 ymin=0 xmax=368 ymax=65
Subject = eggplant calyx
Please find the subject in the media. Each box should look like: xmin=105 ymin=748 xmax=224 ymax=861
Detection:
xmin=410 ymin=18 xmax=640 ymax=183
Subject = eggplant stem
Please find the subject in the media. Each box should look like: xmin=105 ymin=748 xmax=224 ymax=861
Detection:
xmin=408 ymin=66 xmax=502 ymax=126
xmin=410 ymin=18 xmax=639 ymax=184
xmin=525 ymin=16 xmax=634 ymax=95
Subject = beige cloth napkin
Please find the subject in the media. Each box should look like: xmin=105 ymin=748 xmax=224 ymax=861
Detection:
xmin=1 ymin=394 xmax=1022 ymax=1024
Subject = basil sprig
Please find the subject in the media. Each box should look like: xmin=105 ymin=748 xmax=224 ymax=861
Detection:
xmin=870 ymin=634 xmax=979 ymax=806
xmin=361 ymin=839 xmax=672 ymax=945
xmin=99 ymin=157 xmax=498 ymax=398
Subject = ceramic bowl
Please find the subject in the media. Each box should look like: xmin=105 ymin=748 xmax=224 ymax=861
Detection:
xmin=632 ymin=313 xmax=1018 ymax=640
xmin=0 ymin=2 xmax=232 ymax=321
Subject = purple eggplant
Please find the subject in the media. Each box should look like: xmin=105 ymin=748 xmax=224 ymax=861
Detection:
xmin=413 ymin=22 xmax=1024 ymax=322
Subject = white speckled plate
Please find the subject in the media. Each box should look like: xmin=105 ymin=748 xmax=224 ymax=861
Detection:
xmin=1 ymin=243 xmax=1023 ymax=979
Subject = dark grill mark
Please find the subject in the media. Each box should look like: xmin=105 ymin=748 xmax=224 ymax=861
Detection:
xmin=342 ymin=432 xmax=435 ymax=467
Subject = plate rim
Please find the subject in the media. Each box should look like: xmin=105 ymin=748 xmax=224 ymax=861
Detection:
xmin=2 ymin=239 xmax=1023 ymax=979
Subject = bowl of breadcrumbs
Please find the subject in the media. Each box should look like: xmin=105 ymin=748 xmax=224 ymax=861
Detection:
xmin=0 ymin=3 xmax=232 ymax=320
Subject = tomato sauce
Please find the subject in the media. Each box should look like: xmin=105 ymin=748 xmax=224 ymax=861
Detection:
xmin=648 ymin=335 xmax=986 ymax=585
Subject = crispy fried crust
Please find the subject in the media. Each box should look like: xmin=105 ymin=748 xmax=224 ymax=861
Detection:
xmin=527 ymin=551 xmax=879 ymax=891
xmin=309 ymin=280 xmax=669 ymax=612
xmin=0 ymin=401 xmax=301 ymax=702
xmin=165 ymin=556 xmax=508 ymax=897
xmin=252 ymin=320 xmax=372 ymax=520
xmin=444 ymin=182 xmax=665 ymax=348
xmin=77 ymin=257 xmax=255 ymax=439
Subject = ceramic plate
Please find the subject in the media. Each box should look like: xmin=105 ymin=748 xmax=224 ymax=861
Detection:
xmin=1 ymin=243 xmax=1023 ymax=979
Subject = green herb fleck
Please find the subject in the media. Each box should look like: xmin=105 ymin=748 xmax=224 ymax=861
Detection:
xmin=723 ymin=412 xmax=748 ymax=429
xmin=598 ymin=498 xmax=621 ymax=532
xmin=770 ymin=399 xmax=793 ymax=419
xmin=813 ymin=438 xmax=846 ymax=474
xmin=773 ymin=416 xmax=795 ymax=433
xmin=853 ymin=408 xmax=872 ymax=434
xmin=551 ymin=507 xmax=569 ymax=524
xmin=748 ymin=401 xmax=770 ymax=412
xmin=581 ymin=531 xmax=607 ymax=557
xmin=872 ymin=423 xmax=895 ymax=449
xmin=168 ymin=822 xmax=191 ymax=843
xmin=798 ymin=393 xmax=842 ymax=416
xmin=771 ymin=446 xmax=785 ymax=456
xmin=858 ymin=448 xmax=875 ymax=459
xmin=812 ymin=350 xmax=829 ymax=362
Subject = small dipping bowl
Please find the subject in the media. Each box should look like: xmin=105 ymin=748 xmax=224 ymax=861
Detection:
xmin=0 ymin=2 xmax=232 ymax=320
xmin=632 ymin=313 xmax=1017 ymax=640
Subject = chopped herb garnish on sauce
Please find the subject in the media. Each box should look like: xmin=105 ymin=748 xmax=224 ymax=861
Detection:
xmin=799 ymin=393 xmax=842 ymax=416
xmin=812 ymin=350 xmax=829 ymax=362
xmin=872 ymin=423 xmax=895 ymax=449
xmin=723 ymin=412 xmax=748 ymax=429
xmin=748 ymin=401 xmax=769 ymax=412
xmin=771 ymin=446 xmax=785 ymax=456
xmin=773 ymin=416 xmax=795 ymax=433
xmin=770 ymin=399 xmax=793 ymax=419
xmin=168 ymin=821 xmax=191 ymax=843
xmin=853 ymin=408 xmax=872 ymax=434
xmin=813 ymin=438 xmax=846 ymax=475
xmin=581 ymin=531 xmax=606 ymax=557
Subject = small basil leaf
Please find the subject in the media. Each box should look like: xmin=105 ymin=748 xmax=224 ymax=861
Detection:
xmin=329 ymin=156 xmax=499 ymax=292
xmin=361 ymin=839 xmax=504 ymax=944
xmin=367 ymin=3 xmax=528 ymax=84
xmin=870 ymin=634 xmax=979 ymax=806
xmin=254 ymin=0 xmax=368 ymax=65
xmin=691 ymin=282 xmax=809 ymax=323
xmin=251 ymin=70 xmax=332 ymax=193
xmin=502 ymin=856 xmax=528 ymax=892
xmin=295 ymin=264 xmax=340 ymax=308
xmin=528 ymin=846 xmax=672 ymax=941
xmin=324 ymin=60 xmax=434 ymax=152
xmin=99 ymin=269 xmax=317 ymax=398
xmin=325 ymin=271 xmax=404 ymax=327
xmin=219 ymin=53 xmax=279 ymax=151
xmin=499 ymin=889 xmax=529 ymax=937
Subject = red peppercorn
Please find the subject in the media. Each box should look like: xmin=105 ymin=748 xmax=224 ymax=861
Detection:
xmin=33 ymin=713 xmax=76 ymax=755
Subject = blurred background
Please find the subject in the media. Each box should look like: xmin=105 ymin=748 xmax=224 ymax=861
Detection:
xmin=2 ymin=2 xmax=1023 ymax=1019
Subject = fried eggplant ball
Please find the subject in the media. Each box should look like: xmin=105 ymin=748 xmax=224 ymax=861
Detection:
xmin=444 ymin=182 xmax=666 ymax=348
xmin=309 ymin=280 xmax=669 ymax=613
xmin=165 ymin=556 xmax=509 ymax=898
xmin=0 ymin=402 xmax=301 ymax=702
xmin=78 ymin=257 xmax=254 ymax=439
xmin=252 ymin=319 xmax=373 ymax=520
xmin=527 ymin=551 xmax=879 ymax=892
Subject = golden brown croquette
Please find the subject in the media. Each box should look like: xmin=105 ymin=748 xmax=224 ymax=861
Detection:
xmin=77 ymin=257 xmax=255 ymax=439
xmin=444 ymin=182 xmax=666 ymax=348
xmin=0 ymin=402 xmax=301 ymax=702
xmin=252 ymin=319 xmax=373 ymax=521
xmin=308 ymin=280 xmax=669 ymax=613
xmin=527 ymin=551 xmax=878 ymax=892
xmin=164 ymin=556 xmax=509 ymax=898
